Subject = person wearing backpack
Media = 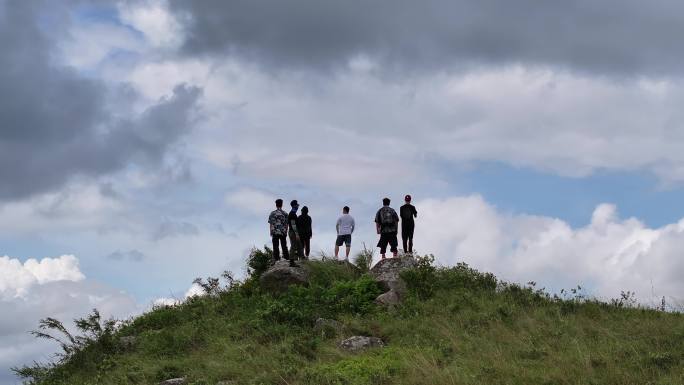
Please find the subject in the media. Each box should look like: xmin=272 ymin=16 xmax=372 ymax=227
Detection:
xmin=400 ymin=194 xmax=418 ymax=254
xmin=375 ymin=197 xmax=400 ymax=259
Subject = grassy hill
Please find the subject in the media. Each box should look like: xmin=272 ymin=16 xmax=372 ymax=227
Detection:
xmin=13 ymin=249 xmax=684 ymax=385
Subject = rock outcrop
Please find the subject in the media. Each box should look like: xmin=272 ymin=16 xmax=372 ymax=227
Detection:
xmin=369 ymin=256 xmax=416 ymax=307
xmin=314 ymin=317 xmax=345 ymax=336
xmin=159 ymin=378 xmax=186 ymax=385
xmin=118 ymin=335 xmax=137 ymax=350
xmin=259 ymin=260 xmax=309 ymax=294
xmin=374 ymin=290 xmax=401 ymax=308
xmin=339 ymin=336 xmax=385 ymax=352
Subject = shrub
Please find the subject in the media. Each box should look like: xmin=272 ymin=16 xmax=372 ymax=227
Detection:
xmin=353 ymin=243 xmax=374 ymax=274
xmin=12 ymin=309 xmax=118 ymax=384
xmin=402 ymin=257 xmax=498 ymax=300
xmin=258 ymin=275 xmax=382 ymax=325
xmin=303 ymin=348 xmax=400 ymax=385
xmin=247 ymin=246 xmax=273 ymax=278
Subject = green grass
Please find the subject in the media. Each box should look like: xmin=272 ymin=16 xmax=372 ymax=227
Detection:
xmin=13 ymin=252 xmax=684 ymax=385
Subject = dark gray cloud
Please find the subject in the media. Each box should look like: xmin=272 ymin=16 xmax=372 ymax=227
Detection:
xmin=0 ymin=1 xmax=201 ymax=201
xmin=106 ymin=249 xmax=146 ymax=262
xmin=170 ymin=0 xmax=684 ymax=76
xmin=152 ymin=220 xmax=200 ymax=241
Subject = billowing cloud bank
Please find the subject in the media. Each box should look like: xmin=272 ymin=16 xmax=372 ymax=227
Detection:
xmin=417 ymin=196 xmax=684 ymax=307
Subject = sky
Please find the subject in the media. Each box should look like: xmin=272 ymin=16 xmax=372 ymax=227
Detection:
xmin=3 ymin=0 xmax=684 ymax=382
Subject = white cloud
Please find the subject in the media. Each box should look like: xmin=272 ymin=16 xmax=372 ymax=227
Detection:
xmin=121 ymin=58 xmax=684 ymax=187
xmin=118 ymin=0 xmax=183 ymax=48
xmin=0 ymin=184 xmax=124 ymax=235
xmin=415 ymin=196 xmax=684 ymax=307
xmin=60 ymin=20 xmax=145 ymax=69
xmin=0 ymin=255 xmax=85 ymax=299
xmin=152 ymin=283 xmax=205 ymax=307
xmin=224 ymin=187 xmax=275 ymax=215
xmin=0 ymin=255 xmax=138 ymax=383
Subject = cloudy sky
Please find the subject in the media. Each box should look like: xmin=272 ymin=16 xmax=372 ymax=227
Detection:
xmin=3 ymin=0 xmax=684 ymax=382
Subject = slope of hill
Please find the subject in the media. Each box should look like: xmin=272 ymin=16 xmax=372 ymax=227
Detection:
xmin=12 ymin=249 xmax=684 ymax=385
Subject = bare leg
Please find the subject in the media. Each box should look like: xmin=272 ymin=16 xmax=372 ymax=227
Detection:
xmin=345 ymin=246 xmax=351 ymax=259
xmin=334 ymin=245 xmax=340 ymax=259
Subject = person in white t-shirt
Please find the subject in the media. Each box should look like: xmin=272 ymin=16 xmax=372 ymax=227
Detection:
xmin=335 ymin=206 xmax=355 ymax=260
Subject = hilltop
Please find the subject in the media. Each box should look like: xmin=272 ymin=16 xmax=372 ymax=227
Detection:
xmin=12 ymin=248 xmax=684 ymax=385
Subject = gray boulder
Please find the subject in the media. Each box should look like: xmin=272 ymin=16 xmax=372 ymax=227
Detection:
xmin=370 ymin=256 xmax=416 ymax=293
xmin=118 ymin=335 xmax=137 ymax=350
xmin=259 ymin=260 xmax=309 ymax=294
xmin=314 ymin=318 xmax=344 ymax=336
xmin=339 ymin=336 xmax=385 ymax=352
xmin=159 ymin=378 xmax=186 ymax=385
xmin=370 ymin=256 xmax=416 ymax=307
xmin=374 ymin=290 xmax=401 ymax=308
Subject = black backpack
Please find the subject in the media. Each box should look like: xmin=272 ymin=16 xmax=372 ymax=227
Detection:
xmin=380 ymin=207 xmax=395 ymax=226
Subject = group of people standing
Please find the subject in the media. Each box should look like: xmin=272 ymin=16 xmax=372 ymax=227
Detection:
xmin=267 ymin=195 xmax=418 ymax=266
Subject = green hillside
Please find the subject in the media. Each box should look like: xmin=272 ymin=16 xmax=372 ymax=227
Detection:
xmin=13 ymin=249 xmax=684 ymax=385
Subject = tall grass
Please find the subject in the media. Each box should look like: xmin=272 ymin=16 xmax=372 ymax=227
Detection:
xmin=13 ymin=249 xmax=684 ymax=385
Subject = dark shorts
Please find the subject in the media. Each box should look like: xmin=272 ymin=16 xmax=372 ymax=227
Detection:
xmin=377 ymin=232 xmax=398 ymax=253
xmin=336 ymin=234 xmax=352 ymax=247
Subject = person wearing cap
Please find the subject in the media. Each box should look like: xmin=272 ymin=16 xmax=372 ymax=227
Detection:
xmin=335 ymin=206 xmax=355 ymax=260
xmin=400 ymin=194 xmax=418 ymax=254
xmin=297 ymin=206 xmax=312 ymax=259
xmin=268 ymin=199 xmax=290 ymax=262
xmin=375 ymin=197 xmax=400 ymax=259
xmin=288 ymin=200 xmax=302 ymax=264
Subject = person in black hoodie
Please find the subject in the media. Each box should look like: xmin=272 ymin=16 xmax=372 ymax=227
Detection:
xmin=288 ymin=200 xmax=302 ymax=264
xmin=400 ymin=194 xmax=418 ymax=254
xmin=297 ymin=206 xmax=312 ymax=259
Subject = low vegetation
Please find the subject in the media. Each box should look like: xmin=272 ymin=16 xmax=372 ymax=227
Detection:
xmin=13 ymin=248 xmax=684 ymax=384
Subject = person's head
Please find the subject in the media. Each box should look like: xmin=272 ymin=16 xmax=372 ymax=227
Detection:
xmin=382 ymin=197 xmax=390 ymax=206
xmin=405 ymin=194 xmax=412 ymax=203
xmin=301 ymin=206 xmax=309 ymax=215
xmin=343 ymin=206 xmax=350 ymax=214
xmin=275 ymin=199 xmax=283 ymax=208
xmin=290 ymin=199 xmax=299 ymax=210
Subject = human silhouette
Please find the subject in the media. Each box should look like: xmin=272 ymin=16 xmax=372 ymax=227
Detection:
xmin=400 ymin=194 xmax=418 ymax=254
xmin=297 ymin=206 xmax=312 ymax=258
xmin=268 ymin=199 xmax=289 ymax=262
xmin=288 ymin=200 xmax=302 ymax=264
xmin=335 ymin=206 xmax=355 ymax=260
xmin=375 ymin=197 xmax=400 ymax=259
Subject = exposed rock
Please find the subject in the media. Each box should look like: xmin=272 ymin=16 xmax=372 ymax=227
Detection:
xmin=370 ymin=256 xmax=416 ymax=293
xmin=314 ymin=317 xmax=344 ymax=336
xmin=370 ymin=256 xmax=416 ymax=309
xmin=374 ymin=290 xmax=401 ymax=308
xmin=159 ymin=378 xmax=186 ymax=385
xmin=118 ymin=335 xmax=137 ymax=350
xmin=339 ymin=336 xmax=385 ymax=352
xmin=259 ymin=259 xmax=309 ymax=294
